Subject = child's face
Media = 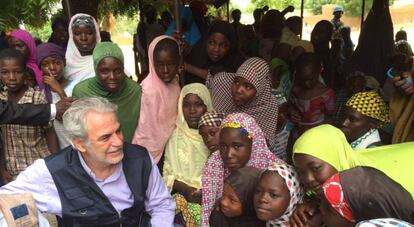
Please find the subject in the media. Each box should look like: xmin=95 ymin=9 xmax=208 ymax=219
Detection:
xmin=231 ymin=76 xmax=257 ymax=107
xmin=154 ymin=50 xmax=179 ymax=83
xmin=206 ymin=32 xmax=230 ymax=62
xmin=219 ymin=128 xmax=252 ymax=172
xmin=290 ymin=46 xmax=305 ymax=64
xmin=40 ymin=56 xmax=65 ymax=81
xmin=96 ymin=57 xmax=125 ymax=93
xmin=8 ymin=37 xmax=29 ymax=59
xmin=293 ymin=153 xmax=337 ymax=198
xmin=294 ymin=65 xmax=319 ymax=90
xmin=25 ymin=71 xmax=37 ymax=88
xmin=220 ymin=183 xmax=242 ymax=217
xmin=183 ymin=93 xmax=207 ymax=129
xmin=53 ymin=24 xmax=69 ymax=45
xmin=199 ymin=125 xmax=221 ymax=152
xmin=0 ymin=58 xmax=27 ymax=92
xmin=72 ymin=25 xmax=96 ymax=56
xmin=346 ymin=76 xmax=365 ymax=95
xmin=254 ymin=172 xmax=291 ymax=221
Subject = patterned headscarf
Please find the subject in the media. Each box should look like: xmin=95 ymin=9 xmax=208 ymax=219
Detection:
xmin=265 ymin=161 xmax=303 ymax=227
xmin=322 ymin=173 xmax=356 ymax=222
xmin=357 ymin=218 xmax=414 ymax=227
xmin=208 ymin=57 xmax=279 ymax=150
xmin=198 ymin=112 xmax=226 ymax=129
xmin=346 ymin=91 xmax=390 ymax=123
xmin=71 ymin=15 xmax=96 ymax=33
xmin=201 ymin=112 xmax=280 ymax=226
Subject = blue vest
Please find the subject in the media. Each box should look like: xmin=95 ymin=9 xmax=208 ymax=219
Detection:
xmin=45 ymin=143 xmax=152 ymax=227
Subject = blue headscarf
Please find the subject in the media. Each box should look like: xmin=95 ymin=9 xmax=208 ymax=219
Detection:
xmin=165 ymin=7 xmax=201 ymax=46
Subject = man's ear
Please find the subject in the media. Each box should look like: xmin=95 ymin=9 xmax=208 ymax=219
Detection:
xmin=73 ymin=137 xmax=87 ymax=153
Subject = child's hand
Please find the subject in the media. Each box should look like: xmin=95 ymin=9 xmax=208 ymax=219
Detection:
xmin=1 ymin=168 xmax=13 ymax=184
xmin=171 ymin=30 xmax=189 ymax=55
xmin=43 ymin=76 xmax=62 ymax=93
xmin=289 ymin=202 xmax=318 ymax=227
xmin=393 ymin=72 xmax=414 ymax=95
xmin=187 ymin=188 xmax=202 ymax=204
xmin=289 ymin=107 xmax=302 ymax=124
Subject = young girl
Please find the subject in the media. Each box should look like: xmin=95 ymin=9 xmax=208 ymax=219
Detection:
xmin=254 ymin=161 xmax=303 ymax=226
xmin=163 ymin=83 xmax=213 ymax=227
xmin=8 ymin=29 xmax=49 ymax=101
xmin=321 ymin=166 xmax=414 ymax=226
xmin=37 ymin=42 xmax=76 ymax=149
xmin=65 ymin=13 xmax=101 ymax=83
xmin=183 ymin=20 xmax=245 ymax=84
xmin=207 ymin=57 xmax=279 ymax=153
xmin=290 ymin=124 xmax=414 ymax=227
xmin=0 ymin=48 xmax=58 ymax=182
xmin=201 ymin=112 xmax=280 ymax=226
xmin=132 ymin=35 xmax=181 ymax=163
xmin=209 ymin=167 xmax=265 ymax=227
xmin=289 ymin=53 xmax=336 ymax=138
xmin=198 ymin=112 xmax=226 ymax=155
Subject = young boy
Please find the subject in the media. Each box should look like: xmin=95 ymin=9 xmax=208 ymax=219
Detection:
xmin=0 ymin=48 xmax=58 ymax=182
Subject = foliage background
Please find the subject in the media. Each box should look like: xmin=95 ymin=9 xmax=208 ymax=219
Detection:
xmin=1 ymin=0 xmax=394 ymax=39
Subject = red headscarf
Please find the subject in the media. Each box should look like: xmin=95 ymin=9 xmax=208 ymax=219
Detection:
xmin=322 ymin=173 xmax=355 ymax=222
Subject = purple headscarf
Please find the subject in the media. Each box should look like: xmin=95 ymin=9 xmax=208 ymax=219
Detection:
xmin=10 ymin=29 xmax=51 ymax=102
xmin=36 ymin=43 xmax=65 ymax=67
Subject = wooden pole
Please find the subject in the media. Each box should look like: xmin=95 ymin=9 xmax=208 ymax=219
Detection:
xmin=173 ymin=0 xmax=182 ymax=32
xmin=62 ymin=0 xmax=72 ymax=18
xmin=227 ymin=0 xmax=230 ymax=22
xmin=173 ymin=0 xmax=184 ymax=86
xmin=300 ymin=0 xmax=304 ymax=39
xmin=135 ymin=0 xmax=146 ymax=82
xmin=361 ymin=0 xmax=366 ymax=28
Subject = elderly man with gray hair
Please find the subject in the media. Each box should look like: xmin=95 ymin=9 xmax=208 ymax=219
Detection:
xmin=0 ymin=97 xmax=175 ymax=227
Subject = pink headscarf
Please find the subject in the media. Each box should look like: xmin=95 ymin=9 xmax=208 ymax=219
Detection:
xmin=131 ymin=35 xmax=181 ymax=163
xmin=9 ymin=29 xmax=45 ymax=91
xmin=200 ymin=112 xmax=281 ymax=226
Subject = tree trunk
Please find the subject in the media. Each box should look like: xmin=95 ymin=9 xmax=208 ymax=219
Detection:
xmin=62 ymin=0 xmax=99 ymax=20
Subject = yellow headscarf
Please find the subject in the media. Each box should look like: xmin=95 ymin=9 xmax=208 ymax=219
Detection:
xmin=346 ymin=91 xmax=390 ymax=123
xmin=293 ymin=124 xmax=414 ymax=197
xmin=163 ymin=83 xmax=214 ymax=192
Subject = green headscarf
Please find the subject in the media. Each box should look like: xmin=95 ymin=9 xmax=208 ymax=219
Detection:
xmin=293 ymin=124 xmax=414 ymax=197
xmin=271 ymin=57 xmax=292 ymax=99
xmin=73 ymin=42 xmax=142 ymax=142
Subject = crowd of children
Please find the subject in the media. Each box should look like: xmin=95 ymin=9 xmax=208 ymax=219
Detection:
xmin=0 ymin=1 xmax=413 ymax=227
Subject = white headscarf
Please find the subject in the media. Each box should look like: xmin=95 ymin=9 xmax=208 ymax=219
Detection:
xmin=64 ymin=13 xmax=101 ymax=82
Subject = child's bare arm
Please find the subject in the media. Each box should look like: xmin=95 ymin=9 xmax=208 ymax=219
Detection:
xmin=43 ymin=75 xmax=67 ymax=99
xmin=0 ymin=146 xmax=12 ymax=183
xmin=45 ymin=127 xmax=60 ymax=153
xmin=184 ymin=62 xmax=208 ymax=79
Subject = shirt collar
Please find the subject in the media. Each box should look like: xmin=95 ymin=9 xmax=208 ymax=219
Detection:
xmin=77 ymin=151 xmax=123 ymax=183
